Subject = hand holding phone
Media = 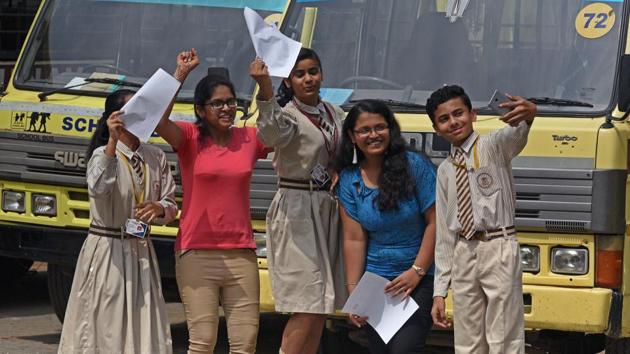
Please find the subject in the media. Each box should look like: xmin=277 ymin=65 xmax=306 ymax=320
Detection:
xmin=488 ymin=89 xmax=512 ymax=116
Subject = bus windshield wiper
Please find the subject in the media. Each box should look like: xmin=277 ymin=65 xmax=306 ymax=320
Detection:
xmin=342 ymin=98 xmax=426 ymax=111
xmin=527 ymin=97 xmax=593 ymax=108
xmin=38 ymin=77 xmax=143 ymax=101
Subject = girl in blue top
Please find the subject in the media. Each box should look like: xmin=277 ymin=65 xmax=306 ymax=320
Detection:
xmin=336 ymin=100 xmax=436 ymax=354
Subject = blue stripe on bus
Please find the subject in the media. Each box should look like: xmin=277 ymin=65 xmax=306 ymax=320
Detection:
xmin=93 ymin=0 xmax=286 ymax=12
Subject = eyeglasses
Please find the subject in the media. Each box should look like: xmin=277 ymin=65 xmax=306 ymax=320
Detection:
xmin=353 ymin=124 xmax=389 ymax=137
xmin=204 ymin=98 xmax=238 ymax=110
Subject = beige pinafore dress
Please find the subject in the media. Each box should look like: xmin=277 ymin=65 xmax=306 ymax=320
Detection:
xmin=256 ymin=97 xmax=347 ymax=314
xmin=58 ymin=142 xmax=177 ymax=354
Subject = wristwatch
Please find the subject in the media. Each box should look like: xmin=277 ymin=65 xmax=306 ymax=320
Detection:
xmin=411 ymin=264 xmax=426 ymax=277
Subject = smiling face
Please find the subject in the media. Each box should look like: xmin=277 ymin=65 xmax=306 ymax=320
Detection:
xmin=350 ymin=112 xmax=391 ymax=158
xmin=285 ymin=58 xmax=322 ymax=106
xmin=194 ymin=84 xmax=236 ymax=132
xmin=432 ymin=97 xmax=477 ymax=146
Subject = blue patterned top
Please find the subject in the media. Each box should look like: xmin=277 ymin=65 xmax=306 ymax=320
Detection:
xmin=337 ymin=151 xmax=437 ymax=280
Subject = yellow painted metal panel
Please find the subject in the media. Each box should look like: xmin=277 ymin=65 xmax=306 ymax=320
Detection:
xmin=258 ymin=268 xmax=276 ymax=312
xmin=521 ymin=285 xmax=612 ymax=332
xmin=442 ymin=286 xmax=611 ymax=333
xmin=519 ymin=233 xmax=595 ymax=288
xmin=595 ymin=121 xmax=630 ymax=169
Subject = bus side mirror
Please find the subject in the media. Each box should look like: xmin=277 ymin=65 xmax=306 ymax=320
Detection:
xmin=618 ymin=54 xmax=630 ymax=112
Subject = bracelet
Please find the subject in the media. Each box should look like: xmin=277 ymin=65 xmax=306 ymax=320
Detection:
xmin=345 ymin=282 xmax=358 ymax=286
xmin=411 ymin=264 xmax=426 ymax=277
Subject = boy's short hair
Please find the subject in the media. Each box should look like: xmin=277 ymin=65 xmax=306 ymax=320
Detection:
xmin=426 ymin=85 xmax=473 ymax=123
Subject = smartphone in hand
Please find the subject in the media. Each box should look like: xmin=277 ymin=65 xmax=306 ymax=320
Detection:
xmin=488 ymin=89 xmax=511 ymax=116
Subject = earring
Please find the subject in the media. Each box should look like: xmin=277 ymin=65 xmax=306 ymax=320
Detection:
xmin=352 ymin=144 xmax=358 ymax=164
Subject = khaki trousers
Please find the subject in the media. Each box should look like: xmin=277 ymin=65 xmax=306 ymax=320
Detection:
xmin=176 ymin=249 xmax=260 ymax=354
xmin=452 ymin=235 xmax=525 ymax=354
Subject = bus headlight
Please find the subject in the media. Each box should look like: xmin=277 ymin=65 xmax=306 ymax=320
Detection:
xmin=551 ymin=248 xmax=588 ymax=275
xmin=32 ymin=194 xmax=57 ymax=216
xmin=520 ymin=246 xmax=540 ymax=273
xmin=254 ymin=232 xmax=267 ymax=257
xmin=2 ymin=191 xmax=25 ymax=213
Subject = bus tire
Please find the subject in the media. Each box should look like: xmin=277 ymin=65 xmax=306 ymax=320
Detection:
xmin=0 ymin=256 xmax=33 ymax=284
xmin=607 ymin=337 xmax=630 ymax=354
xmin=47 ymin=263 xmax=74 ymax=323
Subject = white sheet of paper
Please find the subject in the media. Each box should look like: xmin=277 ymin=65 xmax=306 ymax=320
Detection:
xmin=342 ymin=272 xmax=419 ymax=344
xmin=244 ymin=7 xmax=302 ymax=78
xmin=120 ymin=68 xmax=180 ymax=142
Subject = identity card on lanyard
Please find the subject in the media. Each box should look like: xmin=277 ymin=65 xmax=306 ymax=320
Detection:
xmin=118 ymin=150 xmax=150 ymax=238
xmin=293 ymin=99 xmax=338 ymax=187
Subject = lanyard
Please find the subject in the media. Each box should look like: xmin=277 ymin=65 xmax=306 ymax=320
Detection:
xmin=449 ymin=136 xmax=480 ymax=170
xmin=117 ymin=150 xmax=148 ymax=204
xmin=292 ymin=99 xmax=339 ymax=161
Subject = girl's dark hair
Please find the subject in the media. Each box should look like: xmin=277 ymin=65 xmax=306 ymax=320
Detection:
xmin=276 ymin=47 xmax=323 ymax=107
xmin=86 ymin=89 xmax=135 ymax=161
xmin=335 ymin=99 xmax=416 ymax=211
xmin=194 ymin=75 xmax=237 ymax=146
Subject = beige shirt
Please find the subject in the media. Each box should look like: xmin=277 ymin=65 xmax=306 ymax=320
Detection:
xmin=433 ymin=121 xmax=531 ymax=297
xmin=256 ymin=97 xmax=344 ymax=179
xmin=87 ymin=141 xmax=177 ymax=231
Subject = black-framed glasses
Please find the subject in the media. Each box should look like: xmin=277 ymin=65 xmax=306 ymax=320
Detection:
xmin=353 ymin=124 xmax=389 ymax=137
xmin=205 ymin=97 xmax=238 ymax=110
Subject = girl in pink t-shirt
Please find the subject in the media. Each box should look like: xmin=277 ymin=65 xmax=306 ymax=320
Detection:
xmin=155 ymin=49 xmax=268 ymax=354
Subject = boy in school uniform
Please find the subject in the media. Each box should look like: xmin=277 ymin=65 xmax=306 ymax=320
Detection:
xmin=427 ymin=85 xmax=536 ymax=354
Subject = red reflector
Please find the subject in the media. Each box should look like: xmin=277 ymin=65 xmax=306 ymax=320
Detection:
xmin=596 ymin=249 xmax=623 ymax=288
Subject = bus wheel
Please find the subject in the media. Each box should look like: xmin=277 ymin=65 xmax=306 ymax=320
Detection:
xmin=47 ymin=263 xmax=74 ymax=323
xmin=0 ymin=256 xmax=33 ymax=283
xmin=607 ymin=337 xmax=630 ymax=354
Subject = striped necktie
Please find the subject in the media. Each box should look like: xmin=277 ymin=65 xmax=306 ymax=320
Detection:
xmin=454 ymin=148 xmax=475 ymax=239
xmin=130 ymin=153 xmax=144 ymax=185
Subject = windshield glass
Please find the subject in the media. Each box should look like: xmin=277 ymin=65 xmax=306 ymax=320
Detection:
xmin=14 ymin=0 xmax=286 ymax=99
xmin=284 ymin=0 xmax=627 ymax=114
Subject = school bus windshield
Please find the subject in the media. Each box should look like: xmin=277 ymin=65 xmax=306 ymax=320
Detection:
xmin=13 ymin=0 xmax=286 ymax=100
xmin=284 ymin=0 xmax=627 ymax=114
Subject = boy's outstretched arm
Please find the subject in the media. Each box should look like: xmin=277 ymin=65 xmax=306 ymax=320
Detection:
xmin=500 ymin=94 xmax=536 ymax=126
xmin=492 ymin=94 xmax=537 ymax=160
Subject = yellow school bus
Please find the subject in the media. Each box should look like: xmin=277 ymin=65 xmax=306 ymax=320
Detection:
xmin=0 ymin=0 xmax=286 ymax=324
xmin=4 ymin=0 xmax=630 ymax=352
xmin=277 ymin=0 xmax=630 ymax=352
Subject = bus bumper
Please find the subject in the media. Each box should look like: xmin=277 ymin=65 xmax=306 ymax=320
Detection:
xmin=444 ymin=284 xmax=613 ymax=333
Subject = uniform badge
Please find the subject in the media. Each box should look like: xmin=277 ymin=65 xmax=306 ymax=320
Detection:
xmin=477 ymin=172 xmax=494 ymax=189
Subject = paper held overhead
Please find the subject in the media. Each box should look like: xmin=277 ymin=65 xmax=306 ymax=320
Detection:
xmin=244 ymin=7 xmax=302 ymax=78
xmin=119 ymin=68 xmax=180 ymax=142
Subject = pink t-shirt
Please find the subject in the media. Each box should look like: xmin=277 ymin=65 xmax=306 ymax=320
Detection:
xmin=174 ymin=122 xmax=269 ymax=250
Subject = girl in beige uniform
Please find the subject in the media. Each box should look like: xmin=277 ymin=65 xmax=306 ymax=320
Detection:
xmin=58 ymin=89 xmax=177 ymax=354
xmin=250 ymin=49 xmax=346 ymax=354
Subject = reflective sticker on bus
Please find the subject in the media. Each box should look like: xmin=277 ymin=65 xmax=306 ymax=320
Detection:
xmin=320 ymin=88 xmax=353 ymax=106
xmin=6 ymin=111 xmax=97 ymax=137
xmin=575 ymin=3 xmax=616 ymax=39
xmin=93 ymin=0 xmax=286 ymax=12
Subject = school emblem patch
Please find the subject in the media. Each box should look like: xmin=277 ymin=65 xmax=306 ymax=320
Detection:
xmin=477 ymin=172 xmax=493 ymax=189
